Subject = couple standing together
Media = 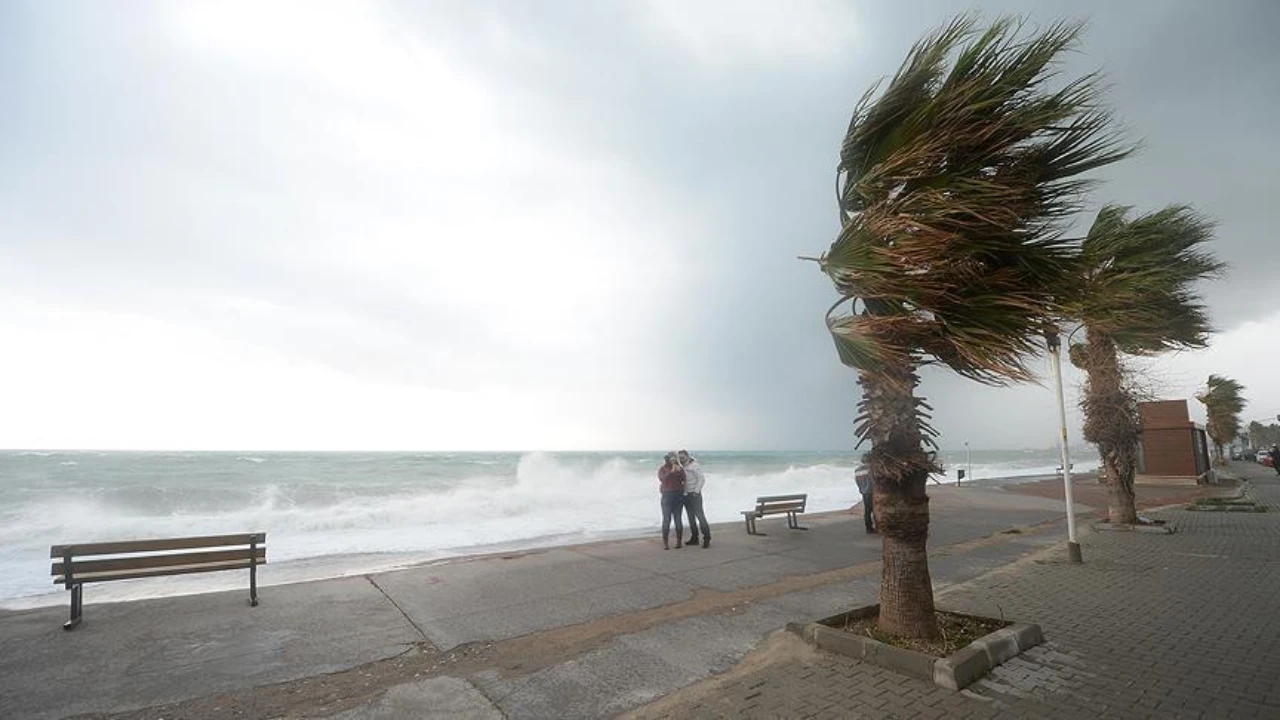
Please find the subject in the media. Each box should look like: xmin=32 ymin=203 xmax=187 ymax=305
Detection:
xmin=657 ymin=450 xmax=711 ymax=549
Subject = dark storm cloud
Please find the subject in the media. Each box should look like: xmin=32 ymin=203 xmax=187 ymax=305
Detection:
xmin=394 ymin=0 xmax=1279 ymax=448
xmin=1 ymin=0 xmax=1274 ymax=449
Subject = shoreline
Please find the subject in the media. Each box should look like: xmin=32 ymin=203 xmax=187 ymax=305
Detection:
xmin=0 ymin=469 xmax=1094 ymax=612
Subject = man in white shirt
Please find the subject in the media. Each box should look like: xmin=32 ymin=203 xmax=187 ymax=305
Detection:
xmin=678 ymin=450 xmax=710 ymax=548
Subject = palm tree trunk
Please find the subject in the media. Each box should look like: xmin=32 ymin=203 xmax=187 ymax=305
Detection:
xmin=876 ymin=480 xmax=936 ymax=637
xmin=859 ymin=364 xmax=939 ymax=640
xmin=1101 ymin=447 xmax=1137 ymax=524
xmin=1081 ymin=331 xmax=1140 ymax=525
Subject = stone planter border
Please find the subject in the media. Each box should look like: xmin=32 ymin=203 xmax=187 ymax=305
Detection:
xmin=1091 ymin=521 xmax=1176 ymax=533
xmin=791 ymin=604 xmax=1043 ymax=691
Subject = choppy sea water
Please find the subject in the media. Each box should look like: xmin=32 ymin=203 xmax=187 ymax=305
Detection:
xmin=0 ymin=449 xmax=1094 ymax=607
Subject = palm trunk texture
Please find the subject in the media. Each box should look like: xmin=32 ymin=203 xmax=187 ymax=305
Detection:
xmin=860 ymin=364 xmax=939 ymax=640
xmin=1082 ymin=332 xmax=1139 ymax=525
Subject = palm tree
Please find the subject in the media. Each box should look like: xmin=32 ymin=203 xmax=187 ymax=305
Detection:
xmin=1070 ymin=206 xmax=1223 ymax=523
xmin=812 ymin=16 xmax=1129 ymax=640
xmin=1198 ymin=375 xmax=1246 ymax=463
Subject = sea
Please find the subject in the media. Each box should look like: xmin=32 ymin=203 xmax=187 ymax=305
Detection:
xmin=0 ymin=449 xmax=1096 ymax=609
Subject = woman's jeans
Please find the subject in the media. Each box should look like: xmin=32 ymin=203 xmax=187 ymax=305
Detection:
xmin=661 ymin=491 xmax=684 ymax=544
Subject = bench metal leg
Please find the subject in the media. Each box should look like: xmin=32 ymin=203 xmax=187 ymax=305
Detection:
xmin=63 ymin=584 xmax=83 ymax=631
xmin=788 ymin=512 xmax=809 ymax=531
xmin=249 ymin=536 xmax=260 ymax=607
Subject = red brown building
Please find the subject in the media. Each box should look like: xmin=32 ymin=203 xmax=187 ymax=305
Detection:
xmin=1136 ymin=400 xmax=1212 ymax=483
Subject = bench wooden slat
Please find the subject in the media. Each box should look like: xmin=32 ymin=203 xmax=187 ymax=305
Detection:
xmin=54 ymin=558 xmax=262 ymax=585
xmin=53 ymin=548 xmax=266 ymax=577
xmin=50 ymin=533 xmax=266 ymax=558
xmin=755 ymin=493 xmax=807 ymax=514
xmin=756 ymin=503 xmax=805 ymax=515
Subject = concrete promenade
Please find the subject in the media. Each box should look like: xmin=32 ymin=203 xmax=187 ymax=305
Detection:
xmin=635 ymin=462 xmax=1280 ymax=719
xmin=0 ymin=474 xmax=1230 ymax=719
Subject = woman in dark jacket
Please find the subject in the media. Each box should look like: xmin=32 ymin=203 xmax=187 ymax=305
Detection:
xmin=658 ymin=453 xmax=686 ymax=549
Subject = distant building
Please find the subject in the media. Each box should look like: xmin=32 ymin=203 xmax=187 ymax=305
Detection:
xmin=1136 ymin=400 xmax=1212 ymax=483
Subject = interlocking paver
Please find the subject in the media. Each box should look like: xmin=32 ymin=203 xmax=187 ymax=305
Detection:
xmin=637 ymin=464 xmax=1280 ymax=719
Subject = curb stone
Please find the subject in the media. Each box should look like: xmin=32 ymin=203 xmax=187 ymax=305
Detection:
xmin=1090 ymin=521 xmax=1176 ymax=534
xmin=797 ymin=606 xmax=1044 ymax=691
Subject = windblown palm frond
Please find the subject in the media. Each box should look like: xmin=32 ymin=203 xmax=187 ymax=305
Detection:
xmin=1197 ymin=374 xmax=1247 ymax=449
xmin=819 ymin=15 xmax=1131 ymax=387
xmin=1076 ymin=204 xmax=1226 ymax=355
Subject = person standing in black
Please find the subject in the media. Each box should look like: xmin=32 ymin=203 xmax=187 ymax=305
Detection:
xmin=855 ymin=457 xmax=876 ymax=534
xmin=1269 ymin=445 xmax=1280 ymax=476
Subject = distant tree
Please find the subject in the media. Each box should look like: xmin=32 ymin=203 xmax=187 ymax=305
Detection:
xmin=1248 ymin=421 xmax=1280 ymax=448
xmin=1068 ymin=205 xmax=1224 ymax=523
xmin=812 ymin=15 xmax=1129 ymax=640
xmin=1198 ymin=375 xmax=1246 ymax=463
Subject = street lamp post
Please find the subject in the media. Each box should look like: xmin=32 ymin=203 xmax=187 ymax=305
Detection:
xmin=965 ymin=441 xmax=971 ymax=488
xmin=1046 ymin=331 xmax=1082 ymax=564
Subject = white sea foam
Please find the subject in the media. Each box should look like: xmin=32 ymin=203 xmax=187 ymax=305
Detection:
xmin=936 ymin=460 xmax=1099 ymax=482
xmin=0 ymin=449 xmax=1096 ymax=608
xmin=0 ymin=452 xmax=852 ymax=605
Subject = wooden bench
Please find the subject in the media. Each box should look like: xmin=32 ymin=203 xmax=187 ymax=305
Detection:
xmin=741 ymin=494 xmax=808 ymax=535
xmin=50 ymin=532 xmax=266 ymax=630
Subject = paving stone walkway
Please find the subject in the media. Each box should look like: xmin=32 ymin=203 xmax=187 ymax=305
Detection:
xmin=633 ymin=464 xmax=1280 ymax=719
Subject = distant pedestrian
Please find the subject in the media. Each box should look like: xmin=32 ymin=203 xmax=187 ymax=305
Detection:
xmin=1270 ymin=445 xmax=1280 ymax=475
xmin=679 ymin=450 xmax=710 ymax=548
xmin=855 ymin=457 xmax=876 ymax=534
xmin=658 ymin=453 xmax=686 ymax=549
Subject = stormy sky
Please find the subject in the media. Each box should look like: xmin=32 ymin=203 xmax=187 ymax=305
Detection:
xmin=1 ymin=0 xmax=1276 ymax=451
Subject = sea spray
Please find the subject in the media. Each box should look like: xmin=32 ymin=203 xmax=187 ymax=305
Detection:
xmin=0 ymin=448 xmax=1094 ymax=606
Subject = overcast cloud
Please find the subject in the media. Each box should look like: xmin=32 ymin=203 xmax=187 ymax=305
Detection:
xmin=1 ymin=0 xmax=1277 ymax=451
